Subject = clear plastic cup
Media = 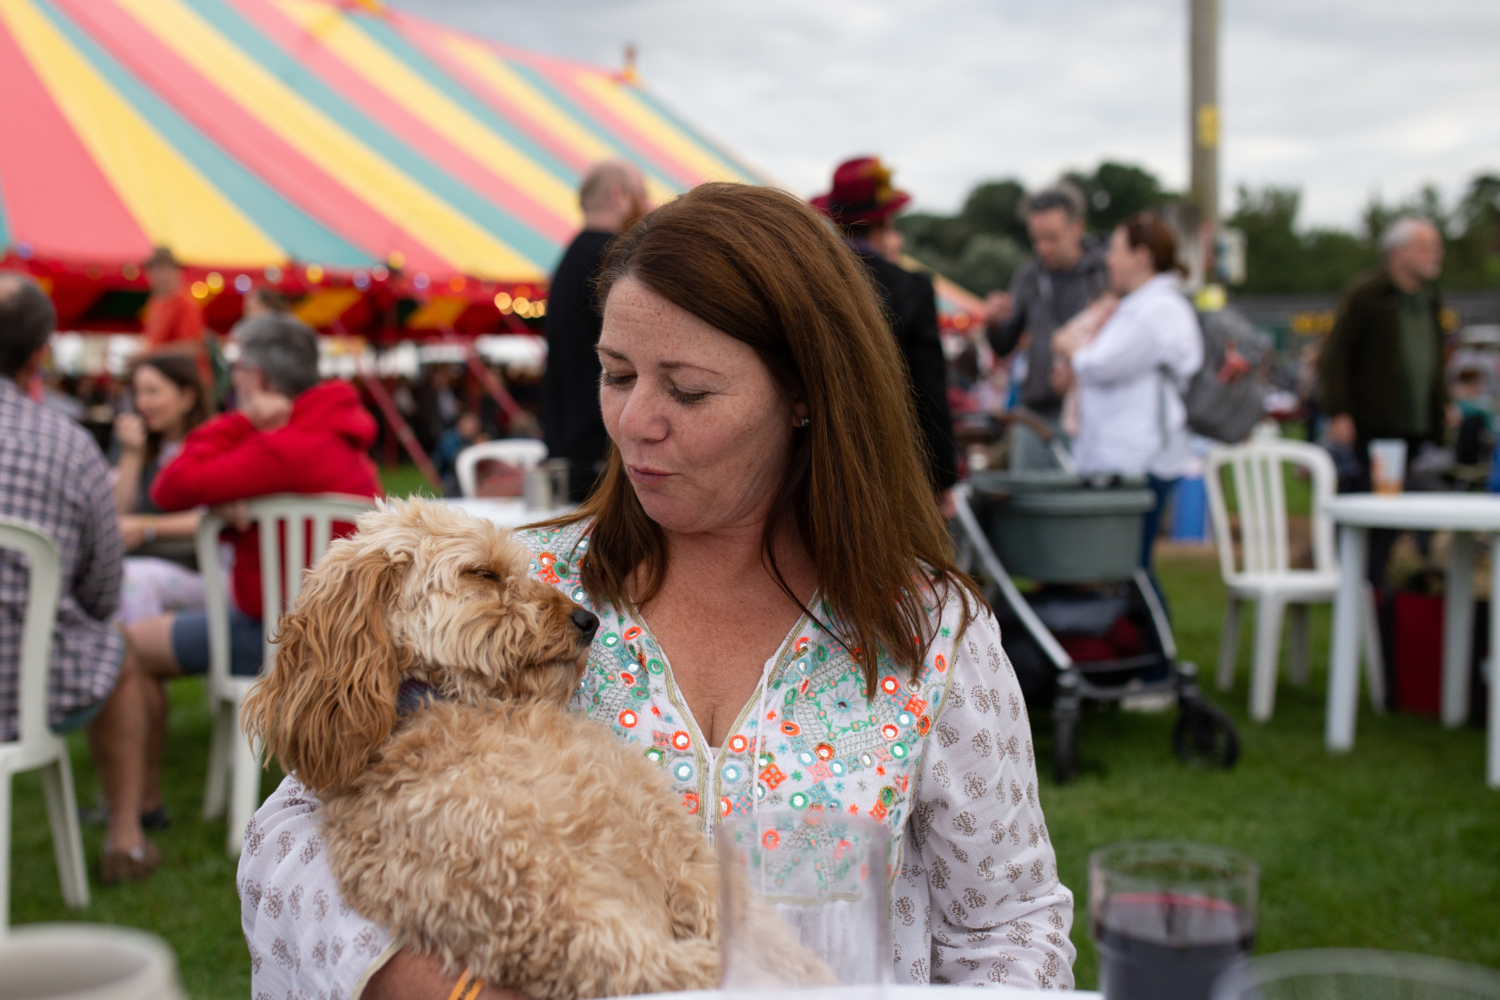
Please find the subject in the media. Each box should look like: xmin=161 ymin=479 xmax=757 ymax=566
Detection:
xmin=1212 ymin=949 xmax=1500 ymax=1000
xmin=1090 ymin=840 xmax=1259 ymax=1000
xmin=718 ymin=809 xmax=890 ymax=989
xmin=1369 ymin=439 xmax=1408 ymax=495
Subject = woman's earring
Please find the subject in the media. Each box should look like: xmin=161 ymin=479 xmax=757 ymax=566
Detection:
xmin=797 ymin=417 xmax=810 ymax=427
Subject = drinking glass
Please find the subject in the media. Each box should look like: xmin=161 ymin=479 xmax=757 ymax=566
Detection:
xmin=718 ymin=809 xmax=890 ymax=989
xmin=1090 ymin=840 xmax=1259 ymax=1000
xmin=543 ymin=458 xmax=570 ymax=509
xmin=522 ymin=459 xmax=571 ymax=511
xmin=1212 ymin=949 xmax=1500 ymax=1000
xmin=1369 ymin=439 xmax=1408 ymax=495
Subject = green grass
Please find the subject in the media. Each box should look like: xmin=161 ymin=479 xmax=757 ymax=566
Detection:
xmin=379 ymin=463 xmax=439 ymax=499
xmin=1043 ymin=550 xmax=1500 ymax=987
xmin=7 ymin=546 xmax=1497 ymax=996
xmin=8 ymin=679 xmax=279 ymax=999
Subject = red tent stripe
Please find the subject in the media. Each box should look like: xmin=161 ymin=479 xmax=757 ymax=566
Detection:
xmin=228 ymin=0 xmax=577 ymax=247
xmin=54 ymin=0 xmax=451 ymax=275
xmin=0 ymin=15 xmax=150 ymax=263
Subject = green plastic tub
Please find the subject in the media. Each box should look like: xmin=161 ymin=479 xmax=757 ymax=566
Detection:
xmin=984 ymin=486 xmax=1155 ymax=583
xmin=969 ymin=469 xmax=1145 ymax=497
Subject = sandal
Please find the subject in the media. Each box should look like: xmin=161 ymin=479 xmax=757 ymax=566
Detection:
xmin=100 ymin=838 xmax=161 ymax=886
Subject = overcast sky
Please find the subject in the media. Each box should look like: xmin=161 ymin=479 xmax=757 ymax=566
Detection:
xmin=393 ymin=0 xmax=1500 ymax=230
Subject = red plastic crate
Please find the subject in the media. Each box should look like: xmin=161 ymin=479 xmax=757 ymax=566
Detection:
xmin=1393 ymin=592 xmax=1443 ymax=717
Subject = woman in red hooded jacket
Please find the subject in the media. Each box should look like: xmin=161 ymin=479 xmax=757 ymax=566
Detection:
xmin=103 ymin=314 xmax=380 ymax=881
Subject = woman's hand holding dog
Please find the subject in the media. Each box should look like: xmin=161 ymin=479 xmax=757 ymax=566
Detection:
xmin=363 ymin=949 xmax=529 ymax=1000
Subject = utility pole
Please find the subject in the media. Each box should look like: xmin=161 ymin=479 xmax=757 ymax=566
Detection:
xmin=1188 ymin=0 xmax=1219 ymax=284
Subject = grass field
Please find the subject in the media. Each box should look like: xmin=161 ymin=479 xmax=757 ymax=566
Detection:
xmin=8 ymin=485 xmax=1498 ymax=995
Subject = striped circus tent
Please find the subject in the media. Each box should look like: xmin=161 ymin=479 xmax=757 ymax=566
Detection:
xmin=0 ymin=0 xmax=764 ymax=336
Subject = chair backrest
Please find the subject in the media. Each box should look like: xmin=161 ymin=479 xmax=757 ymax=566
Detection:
xmin=1204 ymin=438 xmax=1337 ymax=583
xmin=194 ymin=494 xmax=376 ymax=690
xmin=455 ymin=440 xmax=548 ymax=498
xmin=0 ymin=519 xmax=61 ymax=750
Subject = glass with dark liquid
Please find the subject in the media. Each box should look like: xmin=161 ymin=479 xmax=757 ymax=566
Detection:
xmin=1090 ymin=841 xmax=1259 ymax=1000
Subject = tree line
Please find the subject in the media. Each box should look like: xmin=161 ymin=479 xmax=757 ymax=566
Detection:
xmin=897 ymin=163 xmax=1500 ymax=297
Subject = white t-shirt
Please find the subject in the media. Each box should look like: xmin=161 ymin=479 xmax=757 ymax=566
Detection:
xmin=1071 ymin=273 xmax=1203 ymax=479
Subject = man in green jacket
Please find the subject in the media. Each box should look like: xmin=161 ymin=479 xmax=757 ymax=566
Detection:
xmin=1319 ymin=215 xmax=1447 ymax=484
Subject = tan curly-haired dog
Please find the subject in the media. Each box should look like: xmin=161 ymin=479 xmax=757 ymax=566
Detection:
xmin=241 ymin=499 xmax=725 ymax=999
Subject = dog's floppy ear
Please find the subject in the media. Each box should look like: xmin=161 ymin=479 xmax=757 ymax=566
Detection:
xmin=242 ymin=539 xmax=412 ymax=794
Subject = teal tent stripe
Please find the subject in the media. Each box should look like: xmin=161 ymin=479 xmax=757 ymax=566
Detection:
xmin=37 ymin=0 xmax=372 ymax=268
xmin=503 ymin=61 xmax=685 ymax=195
xmin=0 ymin=173 xmax=11 ymax=250
xmin=182 ymin=0 xmax=561 ymax=273
xmin=352 ymin=16 xmax=578 ymax=188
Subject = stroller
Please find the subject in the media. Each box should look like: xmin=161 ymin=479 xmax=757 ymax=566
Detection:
xmin=951 ymin=477 xmax=1239 ymax=783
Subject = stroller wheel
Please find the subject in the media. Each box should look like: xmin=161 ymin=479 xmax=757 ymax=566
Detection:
xmin=1172 ymin=697 xmax=1240 ymax=770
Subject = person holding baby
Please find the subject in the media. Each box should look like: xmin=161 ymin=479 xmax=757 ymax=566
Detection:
xmin=241 ymin=184 xmax=1075 ymax=999
xmin=1050 ymin=212 xmax=1203 ymax=590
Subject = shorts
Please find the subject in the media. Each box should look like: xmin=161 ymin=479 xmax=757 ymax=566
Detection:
xmin=116 ymin=556 xmax=206 ymax=627
xmin=172 ymin=606 xmax=265 ymax=678
xmin=50 ymin=643 xmax=125 ymax=734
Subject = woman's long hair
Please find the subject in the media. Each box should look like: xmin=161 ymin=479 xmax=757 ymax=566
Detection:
xmin=133 ymin=352 xmax=207 ymax=468
xmin=551 ymin=182 xmax=980 ymax=694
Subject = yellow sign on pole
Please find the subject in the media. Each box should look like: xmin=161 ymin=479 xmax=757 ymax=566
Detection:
xmin=1197 ymin=104 xmax=1219 ymax=149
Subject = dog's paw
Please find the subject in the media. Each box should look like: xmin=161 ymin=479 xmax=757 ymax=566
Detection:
xmin=656 ymin=938 xmax=721 ymax=993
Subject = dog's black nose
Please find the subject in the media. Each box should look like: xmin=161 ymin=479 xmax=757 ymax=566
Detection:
xmin=571 ymin=609 xmax=600 ymax=641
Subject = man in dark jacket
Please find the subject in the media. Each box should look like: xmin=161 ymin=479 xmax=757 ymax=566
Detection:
xmin=1319 ymin=215 xmax=1448 ymax=475
xmin=542 ymin=161 xmax=649 ymax=501
xmin=983 ymin=184 xmax=1108 ymax=468
xmin=1319 ymin=215 xmax=1447 ymax=588
xmin=812 ymin=157 xmax=958 ymax=505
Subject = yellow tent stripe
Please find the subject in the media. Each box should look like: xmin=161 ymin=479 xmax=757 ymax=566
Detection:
xmin=273 ymin=0 xmax=582 ymax=228
xmin=440 ymin=35 xmax=676 ymax=207
xmin=404 ymin=295 xmax=469 ymax=330
xmin=294 ymin=287 xmax=363 ymax=327
xmin=570 ymin=72 xmax=748 ymax=185
xmin=0 ymin=0 xmax=283 ymax=266
xmin=114 ymin=0 xmax=543 ymax=280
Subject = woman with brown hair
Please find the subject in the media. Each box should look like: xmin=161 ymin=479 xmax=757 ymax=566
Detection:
xmin=242 ymin=183 xmax=1075 ymax=999
xmin=112 ymin=352 xmax=210 ymax=625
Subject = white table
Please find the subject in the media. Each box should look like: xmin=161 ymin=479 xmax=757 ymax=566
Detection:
xmin=440 ymin=497 xmax=575 ymax=528
xmin=1324 ymin=493 xmax=1500 ymax=787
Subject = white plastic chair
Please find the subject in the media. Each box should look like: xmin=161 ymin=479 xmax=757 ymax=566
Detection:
xmin=1205 ymin=439 xmax=1385 ymax=722
xmin=0 ymin=924 xmax=187 ymax=998
xmin=198 ymin=494 xmax=375 ymax=856
xmin=0 ymin=518 xmax=89 ymax=932
xmin=455 ymin=439 xmax=548 ymax=498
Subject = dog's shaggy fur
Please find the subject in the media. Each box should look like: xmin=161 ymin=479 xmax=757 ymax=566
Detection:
xmin=241 ymin=499 xmax=723 ymax=998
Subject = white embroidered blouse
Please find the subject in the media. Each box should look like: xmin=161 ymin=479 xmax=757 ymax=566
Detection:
xmin=239 ymin=520 xmax=1076 ymax=998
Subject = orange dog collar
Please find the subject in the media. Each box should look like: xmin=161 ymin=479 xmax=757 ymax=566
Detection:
xmin=446 ymin=968 xmax=484 ymax=1000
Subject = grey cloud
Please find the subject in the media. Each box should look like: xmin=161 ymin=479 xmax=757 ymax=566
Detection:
xmin=392 ymin=0 xmax=1500 ymax=227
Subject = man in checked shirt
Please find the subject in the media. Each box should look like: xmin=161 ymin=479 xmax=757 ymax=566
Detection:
xmin=0 ymin=274 xmax=155 ymax=884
